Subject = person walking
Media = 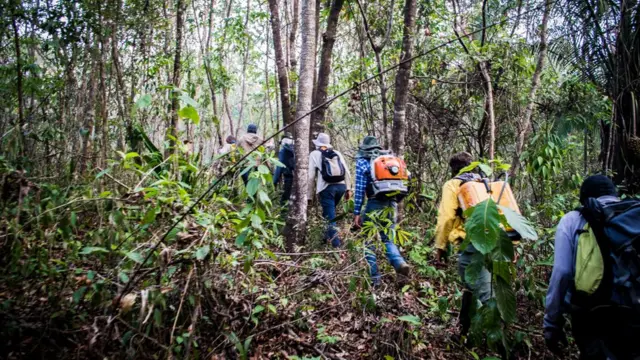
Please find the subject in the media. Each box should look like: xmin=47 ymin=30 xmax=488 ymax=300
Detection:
xmin=352 ymin=136 xmax=410 ymax=285
xmin=544 ymin=175 xmax=640 ymax=359
xmin=273 ymin=133 xmax=295 ymax=205
xmin=237 ymin=124 xmax=263 ymax=185
xmin=433 ymin=152 xmax=488 ymax=337
xmin=308 ymin=133 xmax=352 ymax=248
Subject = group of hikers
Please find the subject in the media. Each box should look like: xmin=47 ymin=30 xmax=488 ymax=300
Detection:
xmin=223 ymin=124 xmax=640 ymax=360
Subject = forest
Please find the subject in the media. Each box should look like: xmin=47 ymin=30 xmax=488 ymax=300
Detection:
xmin=1 ymin=0 xmax=640 ymax=358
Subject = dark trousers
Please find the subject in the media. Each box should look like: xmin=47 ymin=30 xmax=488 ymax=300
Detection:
xmin=318 ymin=184 xmax=346 ymax=248
xmin=572 ymin=307 xmax=640 ymax=360
xmin=281 ymin=176 xmax=293 ymax=204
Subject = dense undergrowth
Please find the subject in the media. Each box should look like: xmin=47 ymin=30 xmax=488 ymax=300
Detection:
xmin=0 ymin=144 xmax=580 ymax=360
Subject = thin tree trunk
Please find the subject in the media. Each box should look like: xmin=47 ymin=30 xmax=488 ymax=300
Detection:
xmin=390 ymin=0 xmax=417 ymax=157
xmin=285 ymin=0 xmax=315 ymax=250
xmin=99 ymin=29 xmax=109 ymax=169
xmin=288 ymin=0 xmax=300 ymax=108
xmin=237 ymin=0 xmax=252 ymax=127
xmin=169 ymin=0 xmax=185 ymax=151
xmin=511 ymin=0 xmax=552 ymax=173
xmin=479 ymin=61 xmax=496 ymax=162
xmin=11 ymin=10 xmax=25 ymax=158
xmin=79 ymin=47 xmax=98 ymax=176
xmin=311 ymin=0 xmax=345 ymax=135
xmin=264 ymin=21 xmax=274 ymax=134
xmin=268 ymin=0 xmax=293 ymax=127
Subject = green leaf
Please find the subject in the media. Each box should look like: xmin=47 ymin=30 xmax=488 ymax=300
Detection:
xmin=236 ymin=231 xmax=248 ymax=247
xmin=257 ymin=190 xmax=271 ymax=206
xmin=135 ymin=94 xmax=152 ymax=109
xmin=180 ymin=93 xmax=199 ymax=108
xmin=492 ymin=261 xmax=512 ymax=283
xmin=195 ymin=245 xmax=210 ymax=261
xmin=251 ymin=214 xmax=262 ymax=228
xmin=252 ymin=305 xmax=265 ymax=315
xmin=125 ymin=152 xmax=140 ymax=160
xmin=495 ymin=277 xmax=516 ymax=323
xmin=494 ymin=231 xmax=515 ymax=261
xmin=465 ymin=199 xmax=501 ymax=254
xmin=478 ymin=163 xmax=493 ymax=177
xmin=397 ymin=315 xmax=421 ymax=326
xmin=267 ymin=304 xmax=277 ymax=314
xmin=126 ymin=251 xmax=144 ymax=264
xmin=258 ymin=165 xmax=270 ymax=174
xmin=119 ymin=271 xmax=130 ymax=283
xmin=73 ymin=286 xmax=87 ymax=303
xmin=178 ymin=105 xmax=200 ymax=125
xmin=246 ymin=178 xmax=260 ymax=197
xmin=79 ymin=246 xmax=109 ymax=255
xmin=142 ymin=208 xmax=157 ymax=225
xmin=96 ymin=168 xmax=110 ymax=179
xmin=498 ymin=205 xmax=538 ymax=240
xmin=464 ymin=251 xmax=485 ymax=286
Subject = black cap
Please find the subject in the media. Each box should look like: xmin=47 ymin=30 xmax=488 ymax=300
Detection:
xmin=580 ymin=175 xmax=617 ymax=205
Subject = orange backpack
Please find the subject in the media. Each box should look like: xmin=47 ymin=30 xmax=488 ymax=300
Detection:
xmin=370 ymin=153 xmax=409 ymax=201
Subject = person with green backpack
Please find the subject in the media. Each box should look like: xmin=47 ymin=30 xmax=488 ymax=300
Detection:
xmin=544 ymin=175 xmax=640 ymax=359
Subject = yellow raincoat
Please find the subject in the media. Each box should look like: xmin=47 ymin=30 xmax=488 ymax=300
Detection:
xmin=434 ymin=178 xmax=466 ymax=250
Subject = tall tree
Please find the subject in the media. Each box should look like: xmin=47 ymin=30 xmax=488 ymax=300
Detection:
xmin=169 ymin=0 xmax=185 ymax=151
xmin=310 ymin=0 xmax=345 ymax=137
xmin=285 ymin=0 xmax=316 ymax=249
xmin=11 ymin=4 xmax=25 ymax=159
xmin=390 ymin=0 xmax=417 ymax=156
xmin=511 ymin=0 xmax=552 ymax=173
xmin=268 ymin=0 xmax=293 ymax=127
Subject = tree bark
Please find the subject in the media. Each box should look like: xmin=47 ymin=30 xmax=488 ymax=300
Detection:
xmin=310 ymin=0 xmax=345 ymax=136
xmin=268 ymin=0 xmax=293 ymax=127
xmin=511 ymin=0 xmax=551 ymax=173
xmin=237 ymin=0 xmax=252 ymax=127
xmin=479 ymin=61 xmax=496 ymax=162
xmin=11 ymin=9 xmax=25 ymax=159
xmin=390 ymin=0 xmax=417 ymax=157
xmin=285 ymin=0 xmax=316 ymax=250
xmin=169 ymin=0 xmax=184 ymax=151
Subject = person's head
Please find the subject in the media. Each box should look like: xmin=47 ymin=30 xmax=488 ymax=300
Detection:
xmin=312 ymin=133 xmax=332 ymax=149
xmin=449 ymin=152 xmax=473 ymax=177
xmin=580 ymin=175 xmax=617 ymax=205
xmin=359 ymin=136 xmax=381 ymax=151
xmin=247 ymin=123 xmax=258 ymax=134
xmin=226 ymin=135 xmax=236 ymax=144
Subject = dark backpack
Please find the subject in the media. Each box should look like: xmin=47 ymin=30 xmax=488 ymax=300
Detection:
xmin=282 ymin=147 xmax=295 ymax=176
xmin=319 ymin=149 xmax=346 ymax=183
xmin=578 ymin=198 xmax=640 ymax=310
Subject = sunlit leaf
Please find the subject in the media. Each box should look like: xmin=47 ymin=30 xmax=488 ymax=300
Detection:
xmin=79 ymin=246 xmax=109 ymax=255
xmin=397 ymin=315 xmax=421 ymax=325
xmin=135 ymin=94 xmax=152 ymax=109
xmin=178 ymin=105 xmax=200 ymax=125
xmin=126 ymin=251 xmax=144 ymax=264
xmin=498 ymin=205 xmax=538 ymax=240
xmin=195 ymin=245 xmax=210 ymax=260
xmin=246 ymin=178 xmax=260 ymax=197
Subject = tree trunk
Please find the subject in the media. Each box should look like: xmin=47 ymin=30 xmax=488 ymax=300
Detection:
xmin=285 ymin=0 xmax=315 ymax=250
xmin=511 ymin=0 xmax=551 ymax=173
xmin=288 ymin=0 xmax=300 ymax=109
xmin=79 ymin=50 xmax=98 ymax=176
xmin=268 ymin=0 xmax=293 ymax=127
xmin=11 ymin=9 xmax=25 ymax=159
xmin=237 ymin=0 xmax=252 ymax=126
xmin=390 ymin=0 xmax=417 ymax=157
xmin=310 ymin=0 xmax=345 ymax=137
xmin=479 ymin=61 xmax=496 ymax=162
xmin=169 ymin=0 xmax=184 ymax=151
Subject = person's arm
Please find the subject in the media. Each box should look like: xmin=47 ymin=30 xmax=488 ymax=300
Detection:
xmin=544 ymin=212 xmax=580 ymax=335
xmin=273 ymin=149 xmax=284 ymax=185
xmin=353 ymin=159 xmax=367 ymax=216
xmin=308 ymin=151 xmax=317 ymax=199
xmin=338 ymin=151 xmax=352 ymax=190
xmin=434 ymin=180 xmax=459 ymax=251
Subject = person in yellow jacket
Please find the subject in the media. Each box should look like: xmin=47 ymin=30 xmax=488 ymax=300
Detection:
xmin=434 ymin=152 xmax=491 ymax=339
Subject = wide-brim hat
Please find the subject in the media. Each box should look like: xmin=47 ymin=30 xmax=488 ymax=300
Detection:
xmin=312 ymin=133 xmax=332 ymax=148
xmin=359 ymin=136 xmax=382 ymax=150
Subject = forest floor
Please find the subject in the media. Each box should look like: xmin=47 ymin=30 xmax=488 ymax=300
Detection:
xmin=1 ymin=227 xmax=576 ymax=360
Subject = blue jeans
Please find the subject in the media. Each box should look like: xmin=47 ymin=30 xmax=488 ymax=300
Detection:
xmin=362 ymin=198 xmax=407 ymax=282
xmin=319 ymin=184 xmax=346 ymax=248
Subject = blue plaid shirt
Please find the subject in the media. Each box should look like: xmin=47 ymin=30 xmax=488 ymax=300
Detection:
xmin=353 ymin=157 xmax=371 ymax=215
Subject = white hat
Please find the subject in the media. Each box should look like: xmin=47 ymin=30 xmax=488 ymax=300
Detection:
xmin=312 ymin=133 xmax=332 ymax=148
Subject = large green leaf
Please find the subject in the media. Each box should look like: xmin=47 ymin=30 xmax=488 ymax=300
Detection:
xmin=195 ymin=245 xmax=210 ymax=261
xmin=494 ymin=231 xmax=515 ymax=261
xmin=397 ymin=315 xmax=421 ymax=326
xmin=465 ymin=199 xmax=501 ymax=254
xmin=178 ymin=105 xmax=200 ymax=125
xmin=492 ymin=261 xmax=513 ymax=283
xmin=498 ymin=205 xmax=538 ymax=240
xmin=126 ymin=251 xmax=144 ymax=264
xmin=246 ymin=178 xmax=260 ymax=197
xmin=495 ymin=277 xmax=516 ymax=323
xmin=465 ymin=251 xmax=486 ymax=286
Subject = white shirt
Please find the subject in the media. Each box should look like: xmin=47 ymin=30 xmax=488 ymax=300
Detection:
xmin=307 ymin=148 xmax=352 ymax=198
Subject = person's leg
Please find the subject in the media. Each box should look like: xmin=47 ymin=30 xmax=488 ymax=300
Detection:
xmin=376 ymin=200 xmax=407 ymax=271
xmin=281 ymin=176 xmax=293 ymax=204
xmin=319 ymin=185 xmax=341 ymax=247
xmin=362 ymin=201 xmax=380 ymax=284
xmin=330 ymin=184 xmax=346 ymax=247
xmin=458 ymin=244 xmax=492 ymax=303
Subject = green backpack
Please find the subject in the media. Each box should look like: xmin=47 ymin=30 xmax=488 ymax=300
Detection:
xmin=574 ymin=223 xmax=604 ymax=295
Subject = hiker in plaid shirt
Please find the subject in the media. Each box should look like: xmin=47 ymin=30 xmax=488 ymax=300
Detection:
xmin=352 ymin=136 xmax=410 ymax=285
